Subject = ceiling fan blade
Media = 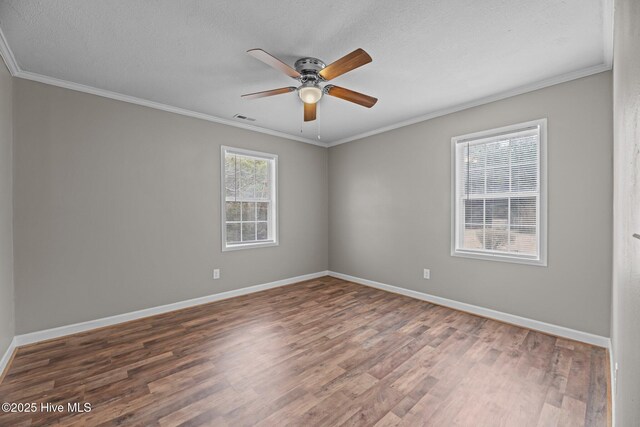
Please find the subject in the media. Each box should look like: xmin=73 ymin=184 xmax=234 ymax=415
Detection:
xmin=247 ymin=49 xmax=301 ymax=79
xmin=304 ymin=103 xmax=316 ymax=121
xmin=325 ymin=85 xmax=378 ymax=108
xmin=319 ymin=48 xmax=372 ymax=81
xmin=241 ymin=87 xmax=297 ymax=99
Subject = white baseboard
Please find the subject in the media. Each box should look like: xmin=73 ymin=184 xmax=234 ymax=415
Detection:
xmin=328 ymin=271 xmax=610 ymax=348
xmin=14 ymin=271 xmax=330 ymax=347
xmin=0 ymin=337 xmax=17 ymax=380
xmin=6 ymin=270 xmax=610 ymax=370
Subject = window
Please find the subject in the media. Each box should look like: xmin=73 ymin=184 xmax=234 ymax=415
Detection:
xmin=221 ymin=146 xmax=278 ymax=251
xmin=451 ymin=119 xmax=547 ymax=265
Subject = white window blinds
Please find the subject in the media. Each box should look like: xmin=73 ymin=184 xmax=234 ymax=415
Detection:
xmin=452 ymin=120 xmax=546 ymax=265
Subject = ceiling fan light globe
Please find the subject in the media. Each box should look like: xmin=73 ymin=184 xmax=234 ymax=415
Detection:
xmin=298 ymin=86 xmax=322 ymax=104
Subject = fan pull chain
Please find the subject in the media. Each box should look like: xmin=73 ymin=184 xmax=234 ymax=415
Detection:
xmin=317 ymin=104 xmax=321 ymax=140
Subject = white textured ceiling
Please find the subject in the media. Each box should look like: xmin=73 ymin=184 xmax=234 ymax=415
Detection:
xmin=0 ymin=0 xmax=611 ymax=145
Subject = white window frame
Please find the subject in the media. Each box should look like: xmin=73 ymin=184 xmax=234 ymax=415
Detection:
xmin=451 ymin=119 xmax=548 ymax=266
xmin=221 ymin=146 xmax=278 ymax=251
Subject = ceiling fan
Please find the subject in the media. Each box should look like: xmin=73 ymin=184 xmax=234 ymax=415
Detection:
xmin=241 ymin=48 xmax=377 ymax=122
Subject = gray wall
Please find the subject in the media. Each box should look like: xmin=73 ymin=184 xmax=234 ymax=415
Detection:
xmin=329 ymin=72 xmax=612 ymax=337
xmin=611 ymin=0 xmax=640 ymax=424
xmin=13 ymin=79 xmax=328 ymax=334
xmin=9 ymin=68 xmax=614 ymax=342
xmin=0 ymin=62 xmax=14 ymax=356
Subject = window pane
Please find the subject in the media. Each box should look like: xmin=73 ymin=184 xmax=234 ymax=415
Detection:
xmin=485 ymin=225 xmax=508 ymax=251
xmin=225 ymin=153 xmax=235 ymax=175
xmin=463 ymin=223 xmax=484 ymax=249
xmin=511 ymin=136 xmax=538 ymax=163
xmin=487 ymin=166 xmax=509 ymax=193
xmin=467 ymin=169 xmax=485 ymax=195
xmin=226 ymin=223 xmax=240 ymax=243
xmin=257 ymin=202 xmax=269 ymax=221
xmin=242 ymin=222 xmax=256 ymax=242
xmin=485 ymin=199 xmax=508 ymax=226
xmin=510 ymin=226 xmax=537 ymax=254
xmin=242 ymin=202 xmax=256 ymax=221
xmin=511 ymin=197 xmax=537 ymax=226
xmin=239 ymin=157 xmax=256 ymax=199
xmin=464 ymin=199 xmax=484 ymax=224
xmin=462 ymin=144 xmax=486 ymax=195
xmin=226 ymin=201 xmax=241 ymax=221
xmin=225 ymin=176 xmax=236 ymax=199
xmin=255 ymin=160 xmax=268 ymax=181
xmin=486 ymin=140 xmax=510 ymax=167
xmin=468 ymin=144 xmax=486 ymax=169
xmin=512 ymin=163 xmax=537 ymax=192
xmin=257 ymin=222 xmax=268 ymax=240
xmin=225 ymin=154 xmax=237 ymax=199
xmin=255 ymin=180 xmax=268 ymax=200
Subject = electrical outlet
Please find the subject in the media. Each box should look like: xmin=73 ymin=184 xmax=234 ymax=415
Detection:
xmin=213 ymin=269 xmax=220 ymax=280
xmin=423 ymin=269 xmax=430 ymax=280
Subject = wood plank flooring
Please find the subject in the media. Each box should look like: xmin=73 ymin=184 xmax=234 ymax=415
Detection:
xmin=0 ymin=276 xmax=609 ymax=426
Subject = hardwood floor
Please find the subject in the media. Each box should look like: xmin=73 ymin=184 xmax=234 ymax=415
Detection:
xmin=0 ymin=276 xmax=608 ymax=426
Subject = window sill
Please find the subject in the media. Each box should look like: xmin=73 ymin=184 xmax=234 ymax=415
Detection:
xmin=223 ymin=240 xmax=279 ymax=252
xmin=451 ymin=250 xmax=547 ymax=266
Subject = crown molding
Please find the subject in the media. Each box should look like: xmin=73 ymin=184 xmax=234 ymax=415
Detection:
xmin=15 ymin=71 xmax=325 ymax=147
xmin=10 ymin=63 xmax=613 ymax=150
xmin=0 ymin=8 xmax=615 ymax=148
xmin=328 ymin=1 xmax=613 ymax=147
xmin=0 ymin=23 xmax=19 ymax=75
xmin=326 ymin=62 xmax=612 ymax=147
xmin=0 ymin=23 xmax=324 ymax=147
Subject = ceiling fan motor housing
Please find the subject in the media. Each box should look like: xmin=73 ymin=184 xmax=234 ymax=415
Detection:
xmin=294 ymin=57 xmax=326 ymax=83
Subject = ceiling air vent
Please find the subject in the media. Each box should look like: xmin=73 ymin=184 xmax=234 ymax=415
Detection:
xmin=233 ymin=114 xmax=256 ymax=122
